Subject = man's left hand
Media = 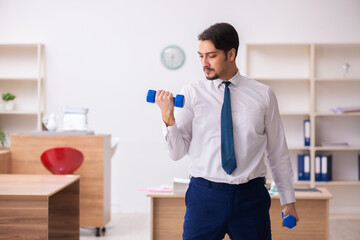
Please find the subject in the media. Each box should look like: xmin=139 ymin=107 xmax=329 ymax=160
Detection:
xmin=282 ymin=202 xmax=299 ymax=227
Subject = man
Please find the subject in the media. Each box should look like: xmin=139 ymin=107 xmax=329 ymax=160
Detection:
xmin=155 ymin=22 xmax=299 ymax=240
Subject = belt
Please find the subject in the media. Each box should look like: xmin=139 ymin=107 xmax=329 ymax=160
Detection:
xmin=190 ymin=177 xmax=266 ymax=190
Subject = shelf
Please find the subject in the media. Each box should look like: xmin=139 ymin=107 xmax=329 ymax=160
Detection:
xmin=246 ymin=43 xmax=310 ymax=46
xmin=0 ymin=43 xmax=44 ymax=138
xmin=315 ymin=181 xmax=360 ymax=186
xmin=315 ymin=112 xmax=360 ymax=117
xmin=294 ymin=181 xmax=360 ymax=187
xmin=315 ymin=146 xmax=360 ymax=151
xmin=253 ymin=77 xmax=309 ymax=82
xmin=288 ymin=146 xmax=310 ymax=151
xmin=296 ymin=181 xmax=360 ymax=186
xmin=247 ymin=43 xmax=360 ymax=214
xmin=281 ymin=112 xmax=310 ymax=116
xmin=315 ymin=81 xmax=360 ymax=113
xmin=0 ymin=110 xmax=39 ymax=115
xmin=0 ymin=77 xmax=39 ymax=81
xmin=315 ymin=78 xmax=360 ymax=82
xmin=0 ymin=43 xmax=41 ymax=46
xmin=315 ymin=44 xmax=360 ymax=79
xmin=246 ymin=44 xmax=310 ymax=79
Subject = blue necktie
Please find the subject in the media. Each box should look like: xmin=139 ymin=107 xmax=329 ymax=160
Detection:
xmin=221 ymin=81 xmax=237 ymax=175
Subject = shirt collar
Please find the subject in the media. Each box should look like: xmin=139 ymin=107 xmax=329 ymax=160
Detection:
xmin=215 ymin=71 xmax=241 ymax=88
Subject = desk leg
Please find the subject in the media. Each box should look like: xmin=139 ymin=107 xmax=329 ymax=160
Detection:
xmin=150 ymin=198 xmax=154 ymax=240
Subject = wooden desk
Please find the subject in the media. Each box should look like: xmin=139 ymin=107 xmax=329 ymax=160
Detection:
xmin=148 ymin=188 xmax=333 ymax=240
xmin=0 ymin=149 xmax=11 ymax=173
xmin=0 ymin=174 xmax=80 ymax=239
xmin=10 ymin=134 xmax=111 ymax=229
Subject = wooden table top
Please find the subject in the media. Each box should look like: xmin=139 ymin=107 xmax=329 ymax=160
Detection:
xmin=0 ymin=174 xmax=80 ymax=199
xmin=147 ymin=187 xmax=333 ymax=200
xmin=0 ymin=149 xmax=10 ymax=154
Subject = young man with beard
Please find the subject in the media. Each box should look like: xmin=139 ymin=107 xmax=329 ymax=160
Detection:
xmin=155 ymin=22 xmax=299 ymax=240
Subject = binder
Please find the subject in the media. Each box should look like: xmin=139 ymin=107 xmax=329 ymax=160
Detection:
xmin=315 ymin=155 xmax=321 ymax=181
xmin=304 ymin=154 xmax=310 ymax=181
xmin=297 ymin=154 xmax=304 ymax=181
xmin=304 ymin=120 xmax=310 ymax=147
xmin=327 ymin=155 xmax=333 ymax=181
xmin=321 ymin=155 xmax=333 ymax=182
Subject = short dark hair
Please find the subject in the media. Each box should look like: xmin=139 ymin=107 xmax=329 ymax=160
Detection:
xmin=198 ymin=23 xmax=239 ymax=58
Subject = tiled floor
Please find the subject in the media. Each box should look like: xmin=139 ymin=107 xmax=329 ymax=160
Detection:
xmin=80 ymin=213 xmax=360 ymax=240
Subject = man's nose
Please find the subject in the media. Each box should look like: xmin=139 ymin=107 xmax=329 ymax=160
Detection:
xmin=201 ymin=57 xmax=210 ymax=67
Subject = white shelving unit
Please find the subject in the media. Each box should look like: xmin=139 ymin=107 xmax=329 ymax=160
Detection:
xmin=245 ymin=43 xmax=360 ymax=214
xmin=0 ymin=44 xmax=45 ymax=146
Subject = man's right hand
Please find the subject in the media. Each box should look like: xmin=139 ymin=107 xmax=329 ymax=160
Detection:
xmin=155 ymin=90 xmax=175 ymax=126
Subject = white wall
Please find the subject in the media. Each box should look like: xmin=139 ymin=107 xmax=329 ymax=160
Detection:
xmin=0 ymin=0 xmax=359 ymax=213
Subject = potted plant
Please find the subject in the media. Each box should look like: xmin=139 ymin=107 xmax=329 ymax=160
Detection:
xmin=2 ymin=92 xmax=16 ymax=111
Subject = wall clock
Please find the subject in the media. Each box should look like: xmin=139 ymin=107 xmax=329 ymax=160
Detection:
xmin=161 ymin=45 xmax=185 ymax=70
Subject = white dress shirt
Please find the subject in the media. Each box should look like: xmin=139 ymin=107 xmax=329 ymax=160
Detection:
xmin=163 ymin=71 xmax=295 ymax=205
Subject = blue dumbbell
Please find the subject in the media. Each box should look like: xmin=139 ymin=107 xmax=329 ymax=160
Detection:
xmin=282 ymin=210 xmax=297 ymax=229
xmin=146 ymin=89 xmax=184 ymax=108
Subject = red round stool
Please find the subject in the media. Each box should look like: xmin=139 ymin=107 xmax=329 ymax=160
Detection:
xmin=41 ymin=147 xmax=84 ymax=174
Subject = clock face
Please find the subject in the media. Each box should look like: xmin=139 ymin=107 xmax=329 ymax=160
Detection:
xmin=161 ymin=45 xmax=185 ymax=70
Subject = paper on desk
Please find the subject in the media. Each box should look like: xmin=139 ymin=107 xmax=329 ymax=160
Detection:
xmin=139 ymin=187 xmax=173 ymax=193
xmin=295 ymin=188 xmax=322 ymax=192
xmin=173 ymin=178 xmax=190 ymax=194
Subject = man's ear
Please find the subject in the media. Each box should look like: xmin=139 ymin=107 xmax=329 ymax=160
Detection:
xmin=227 ymin=48 xmax=236 ymax=62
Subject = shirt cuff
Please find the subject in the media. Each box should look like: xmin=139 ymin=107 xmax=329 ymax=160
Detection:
xmin=278 ymin=189 xmax=296 ymax=205
xmin=162 ymin=121 xmax=179 ymax=140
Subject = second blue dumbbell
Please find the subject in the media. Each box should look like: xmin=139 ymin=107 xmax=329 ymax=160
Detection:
xmin=146 ymin=89 xmax=185 ymax=108
xmin=282 ymin=210 xmax=297 ymax=229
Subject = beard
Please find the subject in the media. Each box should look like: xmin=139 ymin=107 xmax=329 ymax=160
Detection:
xmin=203 ymin=67 xmax=220 ymax=80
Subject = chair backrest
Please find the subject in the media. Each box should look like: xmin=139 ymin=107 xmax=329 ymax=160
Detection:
xmin=40 ymin=147 xmax=84 ymax=174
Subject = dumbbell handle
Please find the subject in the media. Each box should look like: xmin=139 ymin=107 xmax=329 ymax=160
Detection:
xmin=146 ymin=89 xmax=184 ymax=108
xmin=282 ymin=210 xmax=297 ymax=229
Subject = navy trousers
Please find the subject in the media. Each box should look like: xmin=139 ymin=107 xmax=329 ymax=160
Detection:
xmin=183 ymin=177 xmax=271 ymax=240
